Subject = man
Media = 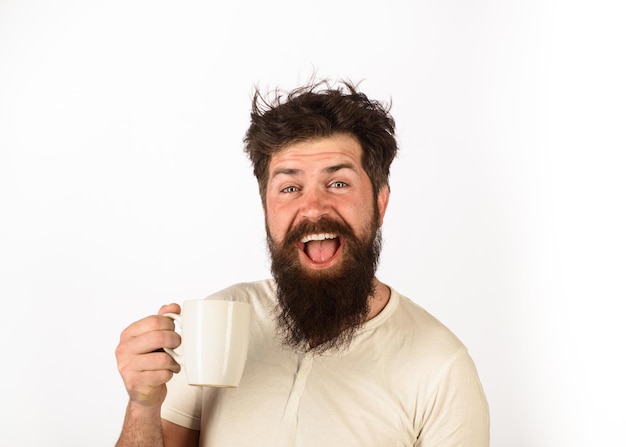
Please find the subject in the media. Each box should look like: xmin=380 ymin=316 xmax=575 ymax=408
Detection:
xmin=115 ymin=79 xmax=490 ymax=446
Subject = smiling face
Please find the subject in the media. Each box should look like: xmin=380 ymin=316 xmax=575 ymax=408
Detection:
xmin=264 ymin=134 xmax=390 ymax=352
xmin=265 ymin=134 xmax=389 ymax=273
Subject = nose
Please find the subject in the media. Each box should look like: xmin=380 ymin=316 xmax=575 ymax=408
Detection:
xmin=300 ymin=187 xmax=330 ymax=222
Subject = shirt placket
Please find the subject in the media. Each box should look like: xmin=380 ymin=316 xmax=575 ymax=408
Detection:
xmin=275 ymin=352 xmax=314 ymax=446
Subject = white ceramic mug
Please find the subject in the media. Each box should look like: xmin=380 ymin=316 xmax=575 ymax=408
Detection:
xmin=163 ymin=300 xmax=251 ymax=387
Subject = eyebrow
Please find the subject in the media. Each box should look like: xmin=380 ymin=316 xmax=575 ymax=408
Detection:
xmin=270 ymin=163 xmax=358 ymax=180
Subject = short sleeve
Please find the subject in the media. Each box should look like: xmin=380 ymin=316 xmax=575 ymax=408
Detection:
xmin=161 ymin=369 xmax=204 ymax=430
xmin=416 ymin=349 xmax=490 ymax=446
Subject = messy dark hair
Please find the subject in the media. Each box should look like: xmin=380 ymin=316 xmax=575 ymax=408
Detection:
xmin=243 ymin=79 xmax=398 ymax=201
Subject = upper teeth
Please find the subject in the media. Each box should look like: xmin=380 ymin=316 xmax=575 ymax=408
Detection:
xmin=300 ymin=233 xmax=337 ymax=243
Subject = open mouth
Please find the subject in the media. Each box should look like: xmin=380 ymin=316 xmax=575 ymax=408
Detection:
xmin=300 ymin=233 xmax=341 ymax=264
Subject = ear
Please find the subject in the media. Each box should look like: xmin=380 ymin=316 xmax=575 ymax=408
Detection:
xmin=376 ymin=185 xmax=390 ymax=226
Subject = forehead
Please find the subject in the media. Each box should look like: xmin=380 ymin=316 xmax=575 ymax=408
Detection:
xmin=269 ymin=134 xmax=364 ymax=170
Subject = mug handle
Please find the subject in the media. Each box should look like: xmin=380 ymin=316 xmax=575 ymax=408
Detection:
xmin=162 ymin=312 xmax=184 ymax=365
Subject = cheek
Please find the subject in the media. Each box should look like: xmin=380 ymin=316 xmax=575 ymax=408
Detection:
xmin=265 ymin=206 xmax=288 ymax=242
xmin=350 ymin=197 xmax=378 ymax=234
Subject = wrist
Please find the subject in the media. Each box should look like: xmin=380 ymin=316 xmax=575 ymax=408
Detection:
xmin=126 ymin=399 xmax=163 ymax=418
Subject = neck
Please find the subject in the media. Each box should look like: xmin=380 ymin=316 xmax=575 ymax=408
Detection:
xmin=366 ymin=278 xmax=390 ymax=322
xmin=306 ymin=278 xmax=390 ymax=350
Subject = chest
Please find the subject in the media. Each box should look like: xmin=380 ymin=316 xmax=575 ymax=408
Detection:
xmin=199 ymin=340 xmax=420 ymax=447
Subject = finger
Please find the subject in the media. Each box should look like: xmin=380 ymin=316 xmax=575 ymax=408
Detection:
xmin=132 ymin=352 xmax=181 ymax=374
xmin=120 ymin=314 xmax=176 ymax=340
xmin=117 ymin=346 xmax=182 ymax=382
xmin=158 ymin=303 xmax=181 ymax=315
xmin=119 ymin=329 xmax=181 ymax=357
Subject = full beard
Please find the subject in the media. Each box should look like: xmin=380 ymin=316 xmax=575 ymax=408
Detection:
xmin=267 ymin=215 xmax=382 ymax=354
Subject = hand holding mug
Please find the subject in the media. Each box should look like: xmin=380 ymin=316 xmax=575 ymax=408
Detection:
xmin=116 ymin=303 xmax=182 ymax=407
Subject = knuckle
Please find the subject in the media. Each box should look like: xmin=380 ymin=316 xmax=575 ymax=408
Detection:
xmin=154 ymin=331 xmax=170 ymax=347
xmin=144 ymin=315 xmax=162 ymax=331
xmin=152 ymin=315 xmax=175 ymax=331
xmin=155 ymin=330 xmax=179 ymax=348
xmin=114 ymin=341 xmax=128 ymax=357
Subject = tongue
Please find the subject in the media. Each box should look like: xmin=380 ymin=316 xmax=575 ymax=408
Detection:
xmin=305 ymin=239 xmax=339 ymax=263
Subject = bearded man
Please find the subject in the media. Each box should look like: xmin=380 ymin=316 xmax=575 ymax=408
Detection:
xmin=115 ymin=80 xmax=490 ymax=447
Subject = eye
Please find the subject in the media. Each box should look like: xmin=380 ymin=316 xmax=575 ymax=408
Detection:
xmin=281 ymin=185 xmax=299 ymax=193
xmin=330 ymin=181 xmax=348 ymax=188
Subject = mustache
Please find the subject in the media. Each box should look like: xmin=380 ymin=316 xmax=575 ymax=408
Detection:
xmin=284 ymin=217 xmax=355 ymax=246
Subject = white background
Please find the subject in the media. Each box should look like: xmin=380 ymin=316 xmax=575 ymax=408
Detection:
xmin=1 ymin=1 xmax=624 ymax=445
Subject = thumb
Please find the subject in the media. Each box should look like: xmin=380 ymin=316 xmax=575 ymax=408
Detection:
xmin=158 ymin=302 xmax=181 ymax=315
